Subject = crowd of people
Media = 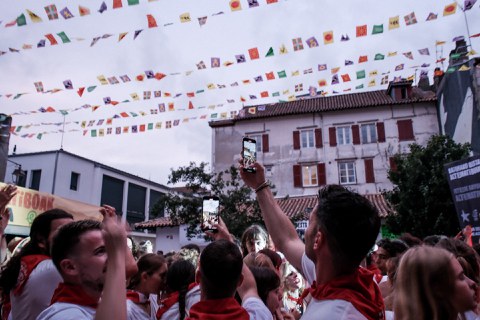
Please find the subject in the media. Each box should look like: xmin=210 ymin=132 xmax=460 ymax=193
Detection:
xmin=0 ymin=159 xmax=478 ymax=320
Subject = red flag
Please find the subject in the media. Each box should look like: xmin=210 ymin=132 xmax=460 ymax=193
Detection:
xmin=248 ymin=48 xmax=259 ymax=60
xmin=120 ymin=112 xmax=129 ymax=117
xmin=77 ymin=87 xmax=85 ymax=97
xmin=147 ymin=14 xmax=157 ymax=28
xmin=356 ymin=25 xmax=367 ymax=37
xmin=113 ymin=0 xmax=123 ymax=8
xmin=470 ymin=33 xmax=480 ymax=38
xmin=187 ymin=92 xmax=195 ymax=97
xmin=45 ymin=34 xmax=58 ymax=45
xmin=266 ymin=72 xmax=275 ymax=80
xmin=136 ymin=75 xmax=144 ymax=81
xmin=110 ymin=101 xmax=119 ymax=105
xmin=46 ymin=106 xmax=56 ymax=112
xmin=358 ymin=55 xmax=368 ymax=63
xmin=139 ymin=124 xmax=146 ymax=132
xmin=154 ymin=72 xmax=166 ymax=80
xmin=260 ymin=91 xmax=269 ymax=98
xmin=240 ymin=96 xmax=246 ymax=102
xmin=188 ymin=101 xmax=194 ymax=109
xmin=341 ymin=74 xmax=351 ymax=82
xmin=5 ymin=19 xmax=17 ymax=27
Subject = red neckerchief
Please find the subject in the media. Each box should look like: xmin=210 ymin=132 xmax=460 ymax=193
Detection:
xmin=186 ymin=297 xmax=249 ymax=320
xmin=157 ymin=283 xmax=198 ymax=319
xmin=126 ymin=290 xmax=150 ymax=305
xmin=1 ymin=293 xmax=11 ymax=320
xmin=13 ymin=254 xmax=50 ymax=296
xmin=367 ymin=265 xmax=384 ymax=284
xmin=310 ymin=267 xmax=385 ymax=320
xmin=50 ymin=283 xmax=98 ymax=309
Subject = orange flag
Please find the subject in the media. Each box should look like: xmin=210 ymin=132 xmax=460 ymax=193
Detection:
xmin=147 ymin=14 xmax=157 ymax=28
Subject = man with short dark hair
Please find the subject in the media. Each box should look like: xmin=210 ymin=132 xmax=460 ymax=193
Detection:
xmin=187 ymin=227 xmax=272 ymax=320
xmin=37 ymin=206 xmax=127 ymax=320
xmin=240 ymin=162 xmax=385 ymax=320
xmin=373 ymin=238 xmax=409 ymax=276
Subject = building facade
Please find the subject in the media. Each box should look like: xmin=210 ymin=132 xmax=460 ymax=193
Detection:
xmin=5 ymin=149 xmax=170 ymax=244
xmin=210 ymin=81 xmax=439 ymax=199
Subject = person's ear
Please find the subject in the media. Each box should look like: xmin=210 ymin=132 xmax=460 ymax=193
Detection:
xmin=313 ymin=230 xmax=324 ymax=251
xmin=60 ymin=259 xmax=77 ymax=276
xmin=141 ymin=271 xmax=149 ymax=282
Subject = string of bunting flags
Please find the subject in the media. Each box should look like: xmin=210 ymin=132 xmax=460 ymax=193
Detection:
xmin=1 ymin=0 xmax=477 ymax=58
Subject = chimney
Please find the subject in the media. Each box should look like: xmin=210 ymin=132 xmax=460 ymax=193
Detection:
xmin=449 ymin=39 xmax=469 ymax=65
xmin=386 ymin=80 xmax=413 ymax=101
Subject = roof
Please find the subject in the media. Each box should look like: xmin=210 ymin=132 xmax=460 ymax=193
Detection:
xmin=210 ymin=88 xmax=437 ymax=126
xmin=9 ymin=149 xmax=170 ymax=190
xmin=135 ymin=193 xmax=393 ymax=229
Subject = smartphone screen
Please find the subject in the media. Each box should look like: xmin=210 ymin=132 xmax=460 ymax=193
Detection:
xmin=201 ymin=196 xmax=219 ymax=232
xmin=242 ymin=137 xmax=257 ymax=172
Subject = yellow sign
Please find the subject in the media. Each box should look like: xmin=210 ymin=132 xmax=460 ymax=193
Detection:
xmin=0 ymin=183 xmax=102 ymax=228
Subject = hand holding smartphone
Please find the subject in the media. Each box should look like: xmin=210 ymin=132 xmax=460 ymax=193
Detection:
xmin=201 ymin=196 xmax=220 ymax=232
xmin=242 ymin=137 xmax=257 ymax=173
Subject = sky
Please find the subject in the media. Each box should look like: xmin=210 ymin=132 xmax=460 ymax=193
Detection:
xmin=0 ymin=0 xmax=479 ymax=185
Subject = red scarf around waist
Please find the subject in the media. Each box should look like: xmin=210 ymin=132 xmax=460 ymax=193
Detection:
xmin=13 ymin=254 xmax=50 ymax=296
xmin=310 ymin=267 xmax=385 ymax=320
xmin=157 ymin=283 xmax=198 ymax=319
xmin=186 ymin=297 xmax=249 ymax=320
xmin=50 ymin=283 xmax=98 ymax=309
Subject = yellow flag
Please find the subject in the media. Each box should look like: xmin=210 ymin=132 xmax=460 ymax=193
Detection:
xmin=207 ymin=83 xmax=216 ymax=90
xmin=388 ymin=16 xmax=399 ymax=30
xmin=230 ymin=0 xmax=242 ymax=11
xmin=369 ymin=70 xmax=378 ymax=77
xmin=288 ymin=95 xmax=296 ymax=101
xmin=130 ymin=93 xmax=139 ymax=101
xmin=291 ymin=70 xmax=300 ymax=76
xmin=458 ymin=65 xmax=471 ymax=71
xmin=279 ymin=44 xmax=288 ymax=54
xmin=97 ymin=75 xmax=108 ymax=85
xmin=468 ymin=50 xmax=477 ymax=56
xmin=407 ymin=75 xmax=415 ymax=81
xmin=220 ymin=112 xmax=228 ymax=119
xmin=26 ymin=10 xmax=43 ymax=23
xmin=155 ymin=122 xmax=162 ymax=129
xmin=436 ymin=40 xmax=446 ymax=45
xmin=443 ymin=3 xmax=456 ymax=16
xmin=283 ymin=89 xmax=290 ymax=95
xmin=368 ymin=79 xmax=376 ymax=87
xmin=179 ymin=12 xmax=191 ymax=23
xmin=388 ymin=51 xmax=397 ymax=57
xmin=331 ymin=67 xmax=340 ymax=74
xmin=323 ymin=31 xmax=334 ymax=44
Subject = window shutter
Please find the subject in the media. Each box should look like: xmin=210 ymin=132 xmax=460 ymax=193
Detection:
xmin=315 ymin=128 xmax=323 ymax=148
xmin=329 ymin=127 xmax=337 ymax=147
xmin=352 ymin=125 xmax=360 ymax=145
xmin=262 ymin=134 xmax=269 ymax=153
xmin=293 ymin=165 xmax=302 ymax=187
xmin=377 ymin=122 xmax=386 ymax=142
xmin=293 ymin=131 xmax=300 ymax=150
xmin=397 ymin=119 xmax=414 ymax=141
xmin=364 ymin=159 xmax=375 ymax=183
xmin=317 ymin=163 xmax=326 ymax=185
xmin=389 ymin=157 xmax=397 ymax=172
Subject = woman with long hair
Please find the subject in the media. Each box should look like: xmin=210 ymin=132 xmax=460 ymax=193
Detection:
xmin=394 ymin=246 xmax=478 ymax=320
xmin=127 ymin=254 xmax=167 ymax=320
xmin=240 ymin=224 xmax=269 ymax=258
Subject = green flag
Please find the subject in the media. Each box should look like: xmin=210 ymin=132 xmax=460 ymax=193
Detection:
xmin=272 ymin=92 xmax=280 ymax=97
xmin=37 ymin=133 xmax=43 ymax=140
xmin=17 ymin=13 xmax=26 ymax=26
xmin=57 ymin=31 xmax=71 ymax=43
xmin=450 ymin=53 xmax=462 ymax=59
xmin=196 ymin=89 xmax=205 ymax=93
xmin=91 ymin=130 xmax=97 ymax=137
xmin=87 ymin=86 xmax=97 ymax=92
xmin=148 ymin=123 xmax=153 ymax=130
xmin=59 ymin=110 xmax=69 ymax=115
xmin=128 ymin=0 xmax=139 ymax=5
xmin=277 ymin=70 xmax=286 ymax=78
xmin=265 ymin=47 xmax=274 ymax=57
xmin=355 ymin=84 xmax=364 ymax=89
xmin=372 ymin=24 xmax=383 ymax=34
xmin=356 ymin=70 xmax=366 ymax=79
xmin=374 ymin=53 xmax=385 ymax=60
xmin=446 ymin=66 xmax=457 ymax=73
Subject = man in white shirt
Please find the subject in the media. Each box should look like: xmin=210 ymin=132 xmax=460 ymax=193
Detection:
xmin=37 ymin=206 xmax=127 ymax=320
xmin=240 ymin=162 xmax=385 ymax=320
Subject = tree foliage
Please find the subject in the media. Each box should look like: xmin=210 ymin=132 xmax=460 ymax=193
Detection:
xmin=150 ymin=162 xmax=267 ymax=239
xmin=384 ymin=135 xmax=471 ymax=238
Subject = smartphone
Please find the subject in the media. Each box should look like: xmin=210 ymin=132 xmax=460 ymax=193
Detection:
xmin=242 ymin=137 xmax=257 ymax=173
xmin=201 ymin=196 xmax=220 ymax=232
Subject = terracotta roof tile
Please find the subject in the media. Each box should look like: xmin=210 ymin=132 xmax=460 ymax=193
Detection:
xmin=135 ymin=193 xmax=393 ymax=229
xmin=210 ymin=89 xmax=436 ymax=126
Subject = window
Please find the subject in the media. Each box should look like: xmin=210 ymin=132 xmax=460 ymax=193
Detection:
xmin=397 ymin=119 xmax=414 ymax=141
xmin=302 ymin=165 xmax=318 ymax=187
xmin=30 ymin=170 xmax=41 ymax=191
xmin=249 ymin=135 xmax=263 ymax=152
xmin=336 ymin=126 xmax=351 ymax=145
xmin=70 ymin=172 xmax=80 ymax=191
xmin=101 ymin=175 xmax=124 ymax=214
xmin=361 ymin=123 xmax=377 ymax=144
xmin=127 ymin=183 xmax=147 ymax=224
xmin=338 ymin=162 xmax=356 ymax=185
xmin=301 ymin=130 xmax=315 ymax=148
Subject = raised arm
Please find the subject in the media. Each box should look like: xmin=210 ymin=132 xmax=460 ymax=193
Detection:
xmin=239 ymin=161 xmax=305 ymax=272
xmin=95 ymin=205 xmax=127 ymax=320
xmin=0 ymin=185 xmax=16 ymax=264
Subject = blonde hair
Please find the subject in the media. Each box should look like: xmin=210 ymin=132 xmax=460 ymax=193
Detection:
xmin=394 ymin=246 xmax=457 ymax=320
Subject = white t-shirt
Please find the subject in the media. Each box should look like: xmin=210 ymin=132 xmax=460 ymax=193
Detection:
xmin=127 ymin=299 xmax=150 ymax=320
xmin=242 ymin=297 xmax=273 ymax=320
xmin=300 ymin=254 xmax=366 ymax=320
xmin=10 ymin=259 xmax=63 ymax=320
xmin=158 ymin=285 xmax=201 ymax=320
xmin=36 ymin=302 xmax=95 ymax=320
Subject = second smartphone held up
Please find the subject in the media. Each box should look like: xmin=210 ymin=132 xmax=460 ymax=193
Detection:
xmin=201 ymin=196 xmax=219 ymax=232
xmin=242 ymin=137 xmax=257 ymax=172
